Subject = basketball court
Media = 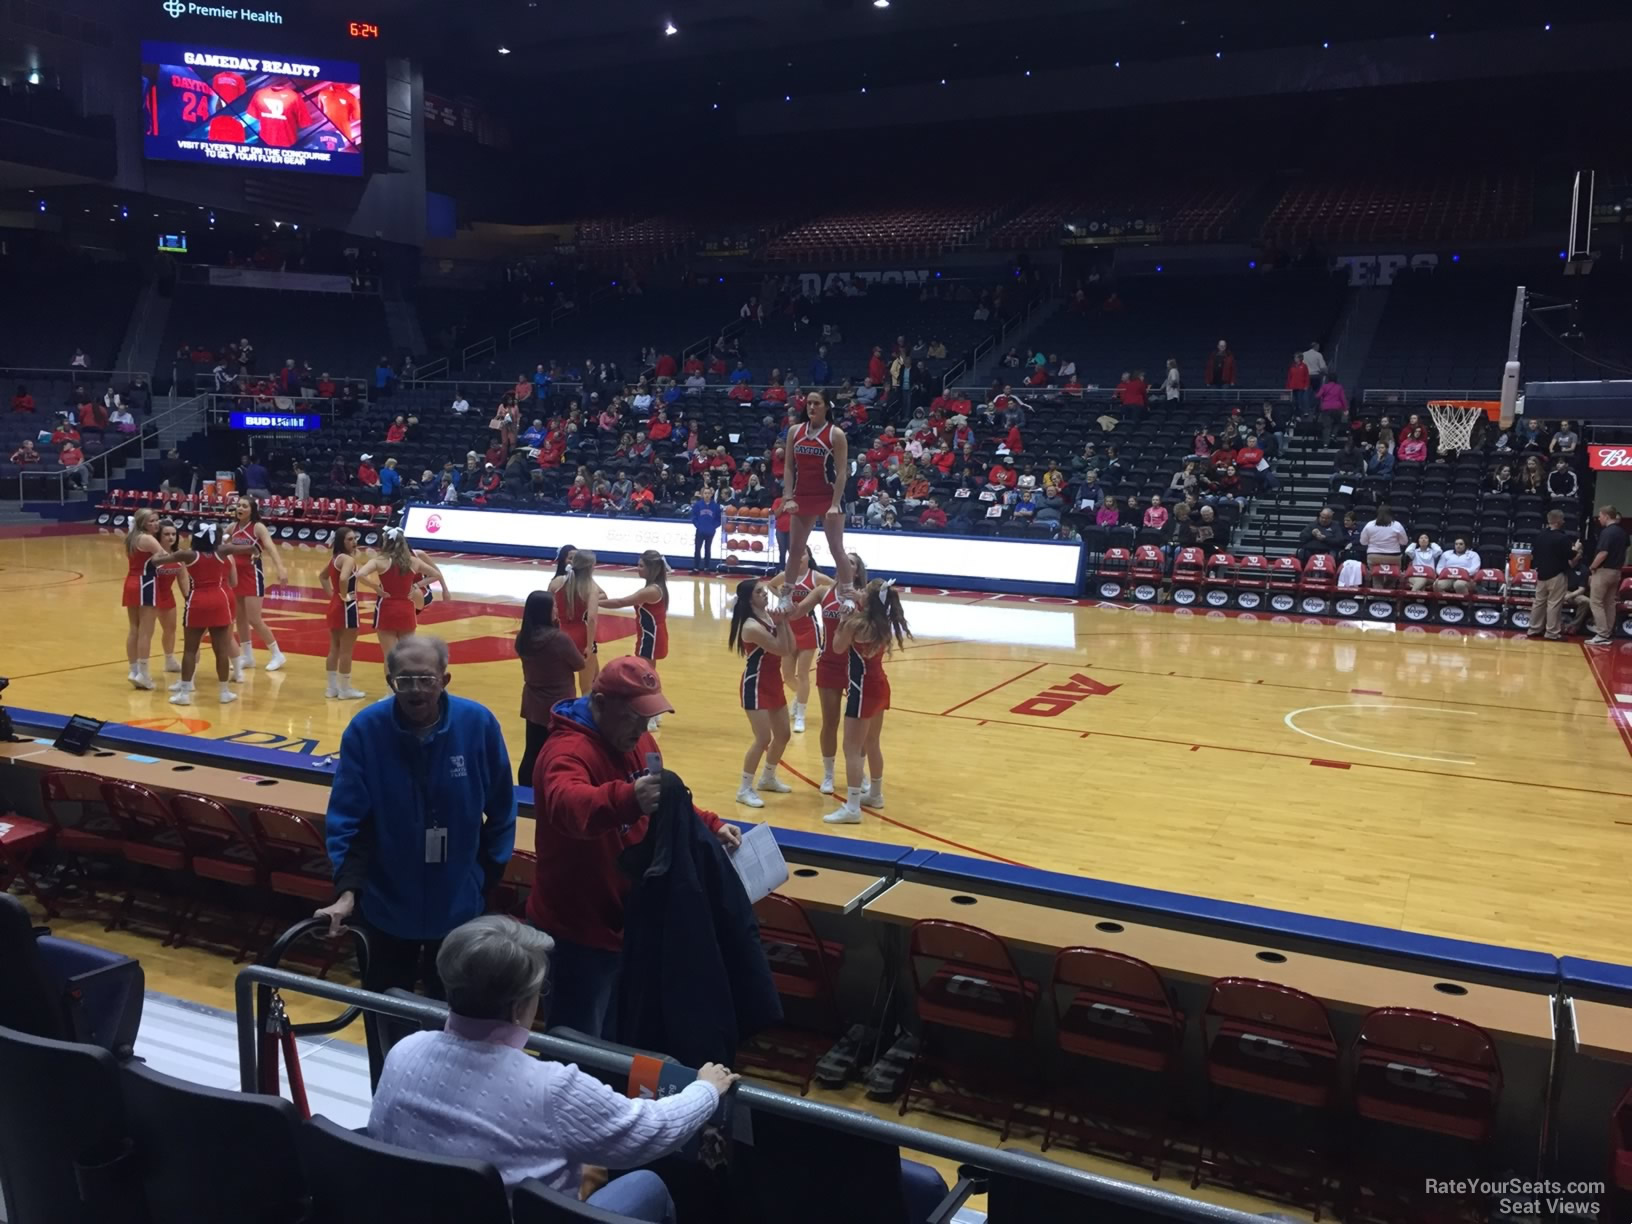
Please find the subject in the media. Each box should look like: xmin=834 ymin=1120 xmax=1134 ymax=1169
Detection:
xmin=4 ymin=526 xmax=1629 ymax=964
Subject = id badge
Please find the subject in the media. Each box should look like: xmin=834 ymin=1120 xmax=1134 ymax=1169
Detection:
xmin=425 ymin=827 xmax=448 ymax=864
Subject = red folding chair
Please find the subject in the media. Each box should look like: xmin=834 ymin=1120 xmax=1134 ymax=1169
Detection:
xmin=1400 ymin=564 xmax=1436 ymax=623
xmin=1468 ymin=567 xmax=1506 ymax=628
xmin=1230 ymin=553 xmax=1270 ymax=609
xmin=1194 ymin=976 xmax=1339 ymax=1213
xmin=99 ymin=780 xmax=188 ymax=943
xmin=1266 ymin=556 xmax=1302 ymax=612
xmin=1505 ymin=569 xmax=1537 ymax=631
xmin=1094 ymin=547 xmax=1131 ymax=600
xmin=1169 ymin=547 xmax=1206 ymax=606
xmin=901 ymin=919 xmax=1037 ymax=1140
xmin=1129 ymin=545 xmax=1166 ymax=603
xmin=39 ymin=768 xmax=125 ymax=916
xmin=170 ymin=793 xmax=267 ymax=959
xmin=1203 ymin=552 xmax=1233 ymax=607
xmin=1044 ymin=947 xmax=1183 ymax=1176
xmin=736 ymin=892 xmax=846 ymax=1096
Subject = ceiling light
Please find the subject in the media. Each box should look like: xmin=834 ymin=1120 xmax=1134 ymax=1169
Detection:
xmin=1322 ymin=40 xmax=1330 ymax=48
xmin=1214 ymin=51 xmax=1221 ymax=59
xmin=1024 ymin=70 xmax=1031 ymax=77
xmin=873 ymin=0 xmax=889 ymax=7
xmin=663 ymin=21 xmax=677 ymax=35
xmin=1428 ymin=31 xmax=1436 ymax=39
xmin=784 ymin=94 xmax=790 ymax=101
xmin=497 ymin=46 xmax=510 ymax=54
xmin=1113 ymin=59 xmax=1121 ymax=68
xmin=939 ymin=78 xmax=946 ymax=85
xmin=860 ymin=86 xmax=867 ymax=93
xmin=1543 ymin=22 xmax=1551 ymax=30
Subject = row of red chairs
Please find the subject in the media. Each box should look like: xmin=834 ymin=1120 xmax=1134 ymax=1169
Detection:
xmin=98 ymin=490 xmax=392 ymax=539
xmin=33 ymin=770 xmax=532 ymax=964
xmin=1092 ymin=547 xmax=1539 ymax=629
xmin=898 ymin=919 xmax=1501 ymax=1216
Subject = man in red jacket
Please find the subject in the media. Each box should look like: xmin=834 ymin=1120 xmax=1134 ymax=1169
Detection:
xmin=529 ymin=658 xmax=740 ymax=1037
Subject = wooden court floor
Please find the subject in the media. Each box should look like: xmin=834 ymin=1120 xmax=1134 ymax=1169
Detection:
xmin=4 ymin=526 xmax=1632 ymax=963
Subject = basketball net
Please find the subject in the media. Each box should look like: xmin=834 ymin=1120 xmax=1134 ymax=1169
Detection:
xmin=1426 ymin=401 xmax=1494 ymax=453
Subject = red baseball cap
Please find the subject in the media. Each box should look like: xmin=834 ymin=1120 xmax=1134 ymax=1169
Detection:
xmin=592 ymin=657 xmax=674 ymax=718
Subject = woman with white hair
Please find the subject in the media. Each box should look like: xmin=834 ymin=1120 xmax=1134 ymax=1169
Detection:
xmin=369 ymin=915 xmax=738 ymax=1222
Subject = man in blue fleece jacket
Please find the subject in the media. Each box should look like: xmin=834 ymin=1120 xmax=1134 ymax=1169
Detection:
xmin=317 ymin=635 xmax=516 ymax=1079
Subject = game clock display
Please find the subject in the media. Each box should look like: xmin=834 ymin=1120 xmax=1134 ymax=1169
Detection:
xmin=141 ymin=40 xmax=363 ymax=177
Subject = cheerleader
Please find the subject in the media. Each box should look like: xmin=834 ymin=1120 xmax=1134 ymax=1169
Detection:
xmin=550 ymin=549 xmax=603 ymax=695
xmin=122 ymin=509 xmax=192 ymax=690
xmin=781 ymin=390 xmax=853 ymax=593
xmin=813 ymin=553 xmax=868 ymax=794
xmin=228 ymin=495 xmax=290 ymax=677
xmin=598 ymin=549 xmax=669 ymax=665
xmin=764 ymin=545 xmax=833 ymax=733
xmin=168 ymin=522 xmax=251 ymax=707
xmin=356 ymin=526 xmax=450 ymax=664
xmin=318 ymin=527 xmax=377 ymax=700
xmin=822 ymin=577 xmax=911 ymax=825
xmin=728 ymin=577 xmax=796 ymax=808
xmin=153 ymin=519 xmax=187 ymax=680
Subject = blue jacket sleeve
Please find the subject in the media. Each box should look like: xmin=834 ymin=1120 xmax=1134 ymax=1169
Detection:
xmin=479 ymin=711 xmax=517 ymax=886
xmin=325 ymin=720 xmax=373 ymax=896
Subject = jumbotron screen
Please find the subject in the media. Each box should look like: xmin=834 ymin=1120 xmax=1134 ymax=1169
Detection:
xmin=141 ymin=41 xmax=363 ymax=177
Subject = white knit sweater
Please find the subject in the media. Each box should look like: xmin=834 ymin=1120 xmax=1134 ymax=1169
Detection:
xmin=368 ymin=1018 xmax=720 ymax=1190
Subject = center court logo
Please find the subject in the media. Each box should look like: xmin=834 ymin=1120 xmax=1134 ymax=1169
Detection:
xmin=424 ymin=514 xmax=443 ymax=534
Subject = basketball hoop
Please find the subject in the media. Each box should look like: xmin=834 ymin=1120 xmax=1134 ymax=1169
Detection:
xmin=1426 ymin=400 xmax=1500 ymax=453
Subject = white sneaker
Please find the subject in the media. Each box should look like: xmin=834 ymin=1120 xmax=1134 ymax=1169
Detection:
xmin=126 ymin=665 xmax=138 ymax=684
xmin=819 ymin=774 xmax=835 ymax=795
xmin=264 ymin=649 xmax=287 ymax=672
xmin=822 ymin=806 xmax=862 ymax=825
xmin=164 ymin=656 xmax=182 ymax=673
xmin=758 ymin=774 xmax=792 ymax=794
xmin=131 ymin=669 xmax=155 ymax=692
xmin=168 ymin=679 xmax=187 ymax=693
xmin=791 ymin=704 xmax=806 ymax=733
xmin=1587 ymin=635 xmax=1613 ymax=646
xmin=337 ymin=686 xmax=367 ymax=700
xmin=736 ymin=787 xmax=765 ymax=809
xmin=230 ymin=660 xmax=245 ymax=683
xmin=218 ymin=686 xmax=239 ymax=705
xmin=241 ymin=651 xmax=257 ymax=669
xmin=168 ymin=688 xmax=193 ymax=706
xmin=862 ymin=788 xmax=884 ymax=809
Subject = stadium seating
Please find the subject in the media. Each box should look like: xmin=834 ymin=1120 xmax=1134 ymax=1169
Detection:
xmin=1260 ymin=173 xmax=1533 ymax=245
xmin=161 ymin=284 xmax=395 ymax=383
xmin=0 ymin=249 xmax=142 ymax=371
xmin=0 ymin=894 xmax=144 ymax=1056
xmin=987 ymin=182 xmax=1250 ymax=249
xmin=764 ymin=200 xmax=1011 ymax=263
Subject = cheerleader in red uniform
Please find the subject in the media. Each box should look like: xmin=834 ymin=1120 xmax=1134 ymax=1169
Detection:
xmin=781 ymin=390 xmax=853 ymax=592
xmin=356 ymin=527 xmax=450 ymax=668
xmin=228 ymin=495 xmax=290 ymax=678
xmin=319 ymin=527 xmax=377 ymax=700
xmin=728 ymin=577 xmax=796 ymax=808
xmin=169 ymin=522 xmax=251 ymax=707
xmin=121 ymin=509 xmax=191 ymax=691
xmin=812 ymin=552 xmax=867 ymax=794
xmin=823 ymin=577 xmax=911 ymax=825
xmin=153 ymin=520 xmax=185 ymax=684
xmin=549 ymin=548 xmax=603 ymax=695
xmin=765 ymin=545 xmax=834 ymax=734
xmin=598 ymin=548 xmax=670 ymax=664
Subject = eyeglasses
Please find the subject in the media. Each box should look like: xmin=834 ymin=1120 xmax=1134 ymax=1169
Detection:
xmin=389 ymin=673 xmax=442 ymax=692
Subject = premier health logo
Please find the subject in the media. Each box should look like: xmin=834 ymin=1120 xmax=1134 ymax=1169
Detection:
xmin=163 ymin=2 xmax=285 ymax=22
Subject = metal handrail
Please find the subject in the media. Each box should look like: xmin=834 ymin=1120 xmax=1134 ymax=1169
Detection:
xmin=231 ymin=964 xmax=1264 ymax=1224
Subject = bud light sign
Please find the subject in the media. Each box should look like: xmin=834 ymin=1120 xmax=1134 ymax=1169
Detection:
xmin=1589 ymin=445 xmax=1632 ymax=470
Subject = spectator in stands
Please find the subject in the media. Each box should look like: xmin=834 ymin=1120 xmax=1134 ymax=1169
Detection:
xmin=1143 ymin=494 xmax=1169 ymax=532
xmin=691 ymin=486 xmax=721 ymax=571
xmin=988 ymin=455 xmax=1018 ymax=490
xmin=1404 ymin=534 xmax=1442 ymax=589
xmin=11 ymin=384 xmax=34 ymax=413
xmin=631 ymin=383 xmax=655 ymax=415
xmin=809 ymin=346 xmax=831 ymax=387
xmin=70 ymin=347 xmax=88 ymax=369
xmin=238 ymin=337 xmax=255 ymax=371
xmin=57 ymin=441 xmax=88 ymax=490
xmin=1094 ymin=495 xmax=1121 ymax=527
xmin=380 ymin=458 xmax=403 ymax=502
xmin=127 ymin=374 xmax=152 ymax=416
xmin=1519 ymin=418 xmax=1547 ymax=453
xmin=866 ymin=491 xmax=898 ymax=527
xmin=915 ymin=496 xmax=947 ymax=530
xmin=1204 ymin=340 xmax=1236 ymax=388
xmin=1315 ymin=371 xmax=1348 ymax=442
xmin=372 ymin=355 xmax=394 ymax=399
xmin=1285 ymin=352 xmax=1311 ymax=416
xmin=1398 ymin=416 xmax=1430 ymax=463
xmin=358 ymin=454 xmax=380 ymax=488
xmin=1303 ymin=341 xmax=1327 ymax=391
xmin=1548 ymin=457 xmax=1579 ymax=501
xmin=50 ymin=415 xmax=80 ymax=448
xmin=1297 ymin=508 xmax=1342 ymax=563
xmin=109 ymin=402 xmax=137 ymax=434
xmin=1366 ymin=441 xmax=1395 ymax=481
xmin=1585 ymin=506 xmax=1629 ymax=645
xmin=866 ymin=346 xmax=887 ymax=386
xmin=337 ymin=382 xmax=358 ymax=415
xmin=1519 ymin=459 xmax=1546 ymax=497
xmin=1436 ymin=538 xmax=1481 ymax=594
xmin=729 ymin=360 xmax=752 ymax=385
xmin=317 ymin=636 xmax=514 ymax=1077
xmin=1551 ymin=420 xmax=1580 ymax=457
xmin=244 ymin=454 xmax=271 ymax=498
xmin=1168 ymin=461 xmax=1200 ymax=498
xmin=386 ymin=415 xmax=408 ymax=445
xmin=653 ymin=350 xmax=677 ymax=379
xmin=9 ymin=439 xmax=40 ymax=465
xmin=1527 ymin=509 xmax=1576 ymax=640
xmin=520 ymin=419 xmax=546 ymax=449
xmin=451 ymin=389 xmax=471 ymax=415
xmin=1360 ymin=505 xmax=1409 ymax=571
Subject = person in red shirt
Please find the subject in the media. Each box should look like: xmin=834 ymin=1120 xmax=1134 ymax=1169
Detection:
xmin=537 ymin=436 xmax=566 ymax=468
xmin=682 ymin=356 xmax=704 ymax=377
xmin=654 ymin=353 xmax=677 ymax=379
xmin=867 ymin=346 xmax=887 ymax=387
xmin=1286 ymin=352 xmax=1311 ymax=415
xmin=729 ymin=382 xmax=754 ymax=403
xmin=708 ymin=354 xmax=729 ymax=377
xmin=485 ymin=438 xmax=508 ymax=468
xmin=357 ymin=454 xmax=380 ymax=487
xmin=1235 ymin=439 xmax=1265 ymax=471
xmin=989 ymin=457 xmax=1018 ymax=488
xmin=849 ymin=395 xmax=870 ymax=426
xmin=930 ymin=444 xmax=955 ymax=476
xmin=761 ymin=383 xmax=788 ymax=406
xmin=79 ymin=395 xmax=108 ymax=431
xmin=629 ymin=481 xmax=655 ymax=515
xmin=1005 ymin=425 xmax=1025 ymax=454
xmin=707 ymin=447 xmax=737 ymax=475
xmin=1026 ymin=364 xmax=1048 ymax=388
xmin=11 ymin=386 xmax=35 ymax=413
xmin=565 ymin=477 xmax=591 ymax=510
xmin=919 ymin=499 xmax=948 ymax=530
xmin=385 ymin=415 xmax=407 ymax=444
xmin=51 ymin=419 xmax=81 ymax=447
xmin=58 ymin=442 xmax=87 ymax=488
xmin=1063 ymin=375 xmax=1083 ymax=397
xmin=770 ymin=443 xmax=786 ymax=482
xmin=316 ymin=373 xmax=336 ymax=399
xmin=9 ymin=439 xmax=40 ymax=464
xmin=1207 ymin=444 xmax=1238 ymax=472
xmin=855 ymin=465 xmax=879 ymax=500
xmin=647 ymin=410 xmax=673 ymax=442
